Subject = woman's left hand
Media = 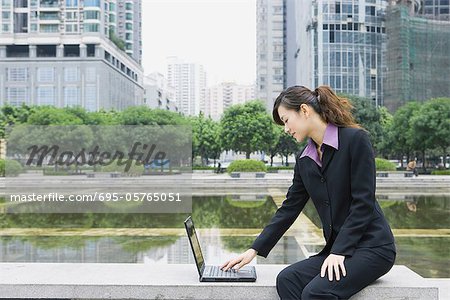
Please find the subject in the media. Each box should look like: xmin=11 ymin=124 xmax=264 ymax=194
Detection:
xmin=320 ymin=253 xmax=346 ymax=281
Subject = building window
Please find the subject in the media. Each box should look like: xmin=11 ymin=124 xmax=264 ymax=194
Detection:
xmin=40 ymin=24 xmax=59 ymax=33
xmin=84 ymin=10 xmax=99 ymax=19
xmin=86 ymin=44 xmax=95 ymax=57
xmin=65 ymin=24 xmax=78 ymax=32
xmin=6 ymin=87 xmax=28 ymax=106
xmin=126 ymin=13 xmax=132 ymax=20
xmin=85 ymin=85 xmax=97 ymax=111
xmin=37 ymin=67 xmax=54 ymax=82
xmin=366 ymin=6 xmax=375 ymax=16
xmin=6 ymin=67 xmax=28 ymax=82
xmin=13 ymin=12 xmax=28 ymax=32
xmin=2 ymin=11 xmax=10 ymax=19
xmin=83 ymin=0 xmax=99 ymax=7
xmin=37 ymin=44 xmax=56 ymax=57
xmin=125 ymin=2 xmax=132 ymax=10
xmin=40 ymin=0 xmax=58 ymax=7
xmin=84 ymin=23 xmax=99 ymax=32
xmin=65 ymin=0 xmax=78 ymax=7
xmin=6 ymin=45 xmax=29 ymax=57
xmin=125 ymin=22 xmax=132 ymax=30
xmin=64 ymin=44 xmax=79 ymax=57
xmin=64 ymin=67 xmax=79 ymax=82
xmin=2 ymin=24 xmax=10 ymax=32
xmin=37 ymin=86 xmax=55 ymax=105
xmin=64 ymin=86 xmax=79 ymax=107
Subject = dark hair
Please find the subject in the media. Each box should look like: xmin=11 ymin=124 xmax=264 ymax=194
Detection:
xmin=272 ymin=85 xmax=362 ymax=129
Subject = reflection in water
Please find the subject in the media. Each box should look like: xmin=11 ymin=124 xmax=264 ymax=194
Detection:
xmin=302 ymin=195 xmax=450 ymax=278
xmin=0 ymin=195 xmax=277 ymax=229
xmin=0 ymin=235 xmax=306 ymax=266
xmin=0 ymin=195 xmax=448 ymax=278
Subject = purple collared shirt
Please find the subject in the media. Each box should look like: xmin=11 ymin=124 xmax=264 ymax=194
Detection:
xmin=300 ymin=123 xmax=339 ymax=167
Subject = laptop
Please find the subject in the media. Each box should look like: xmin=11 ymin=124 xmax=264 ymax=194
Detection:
xmin=184 ymin=216 xmax=257 ymax=282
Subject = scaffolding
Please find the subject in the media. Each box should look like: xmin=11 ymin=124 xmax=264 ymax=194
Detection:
xmin=384 ymin=2 xmax=450 ymax=112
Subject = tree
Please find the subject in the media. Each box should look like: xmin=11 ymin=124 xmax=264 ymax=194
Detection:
xmin=267 ymin=125 xmax=282 ymax=167
xmin=119 ymin=106 xmax=186 ymax=125
xmin=410 ymin=98 xmax=450 ymax=171
xmin=191 ymin=112 xmax=221 ymax=166
xmin=387 ymin=102 xmax=421 ymax=166
xmin=220 ymin=100 xmax=274 ymax=159
xmin=276 ymin=129 xmax=303 ymax=166
xmin=0 ymin=104 xmax=37 ymax=138
xmin=343 ymin=94 xmax=384 ymax=153
xmin=376 ymin=106 xmax=394 ymax=157
xmin=27 ymin=106 xmax=84 ymax=125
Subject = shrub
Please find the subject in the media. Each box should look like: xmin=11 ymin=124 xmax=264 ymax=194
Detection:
xmin=227 ymin=159 xmax=267 ymax=174
xmin=375 ymin=158 xmax=396 ymax=171
xmin=0 ymin=159 xmax=23 ymax=177
xmin=431 ymin=170 xmax=450 ymax=175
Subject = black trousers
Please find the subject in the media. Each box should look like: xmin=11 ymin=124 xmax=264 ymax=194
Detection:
xmin=276 ymin=243 xmax=396 ymax=300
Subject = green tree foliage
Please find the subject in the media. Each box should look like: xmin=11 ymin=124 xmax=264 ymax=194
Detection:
xmin=385 ymin=102 xmax=421 ymax=164
xmin=267 ymin=126 xmax=282 ymax=166
xmin=410 ymin=98 xmax=450 ymax=171
xmin=191 ymin=112 xmax=221 ymax=166
xmin=276 ymin=129 xmax=303 ymax=166
xmin=343 ymin=94 xmax=384 ymax=153
xmin=119 ymin=106 xmax=186 ymax=125
xmin=27 ymin=106 xmax=84 ymax=125
xmin=220 ymin=100 xmax=274 ymax=159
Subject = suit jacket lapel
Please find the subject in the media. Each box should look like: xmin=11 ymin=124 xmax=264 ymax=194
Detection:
xmin=321 ymin=146 xmax=335 ymax=174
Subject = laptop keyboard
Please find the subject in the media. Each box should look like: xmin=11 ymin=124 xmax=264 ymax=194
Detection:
xmin=209 ymin=266 xmax=239 ymax=278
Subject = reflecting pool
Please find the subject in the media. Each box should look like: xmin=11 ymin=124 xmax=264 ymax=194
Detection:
xmin=0 ymin=195 xmax=448 ymax=278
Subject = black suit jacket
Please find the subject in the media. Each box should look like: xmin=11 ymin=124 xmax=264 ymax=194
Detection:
xmin=251 ymin=127 xmax=395 ymax=258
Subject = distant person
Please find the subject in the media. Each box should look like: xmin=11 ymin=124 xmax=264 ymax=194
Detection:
xmin=407 ymin=159 xmax=418 ymax=177
xmin=216 ymin=162 xmax=221 ymax=174
xmin=220 ymin=85 xmax=396 ymax=299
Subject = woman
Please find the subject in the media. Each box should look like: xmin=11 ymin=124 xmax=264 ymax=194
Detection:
xmin=220 ymin=85 xmax=396 ymax=299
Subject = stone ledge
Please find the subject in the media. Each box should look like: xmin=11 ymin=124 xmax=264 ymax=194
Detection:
xmin=0 ymin=264 xmax=440 ymax=299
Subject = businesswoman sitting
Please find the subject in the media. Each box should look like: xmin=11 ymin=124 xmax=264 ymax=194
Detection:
xmin=221 ymin=85 xmax=396 ymax=299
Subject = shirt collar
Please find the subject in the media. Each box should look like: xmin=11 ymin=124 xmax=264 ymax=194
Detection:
xmin=299 ymin=123 xmax=339 ymax=166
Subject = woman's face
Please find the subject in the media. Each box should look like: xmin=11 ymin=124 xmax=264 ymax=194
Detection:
xmin=277 ymin=104 xmax=311 ymax=143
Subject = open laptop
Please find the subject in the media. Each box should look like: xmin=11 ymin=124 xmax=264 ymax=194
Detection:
xmin=184 ymin=216 xmax=257 ymax=282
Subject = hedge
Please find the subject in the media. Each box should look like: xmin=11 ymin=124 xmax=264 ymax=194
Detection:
xmin=227 ymin=159 xmax=267 ymax=174
xmin=431 ymin=170 xmax=450 ymax=175
xmin=375 ymin=158 xmax=396 ymax=171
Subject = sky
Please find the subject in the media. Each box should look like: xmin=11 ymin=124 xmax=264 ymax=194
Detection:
xmin=141 ymin=0 xmax=256 ymax=86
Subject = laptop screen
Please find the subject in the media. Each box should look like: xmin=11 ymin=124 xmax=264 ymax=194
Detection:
xmin=184 ymin=216 xmax=205 ymax=275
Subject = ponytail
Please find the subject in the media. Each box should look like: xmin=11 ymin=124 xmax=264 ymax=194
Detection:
xmin=314 ymin=86 xmax=362 ymax=129
xmin=273 ymin=85 xmax=362 ymax=129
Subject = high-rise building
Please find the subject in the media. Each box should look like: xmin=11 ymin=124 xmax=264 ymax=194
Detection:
xmin=256 ymin=0 xmax=285 ymax=113
xmin=204 ymin=82 xmax=255 ymax=121
xmin=384 ymin=0 xmax=450 ymax=112
xmin=0 ymin=0 xmax=143 ymax=111
xmin=144 ymin=72 xmax=178 ymax=113
xmin=417 ymin=0 xmax=450 ymax=20
xmin=283 ymin=0 xmax=388 ymax=108
xmin=166 ymin=56 xmax=206 ymax=116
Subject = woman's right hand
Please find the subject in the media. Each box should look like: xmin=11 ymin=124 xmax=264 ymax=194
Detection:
xmin=220 ymin=248 xmax=258 ymax=271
